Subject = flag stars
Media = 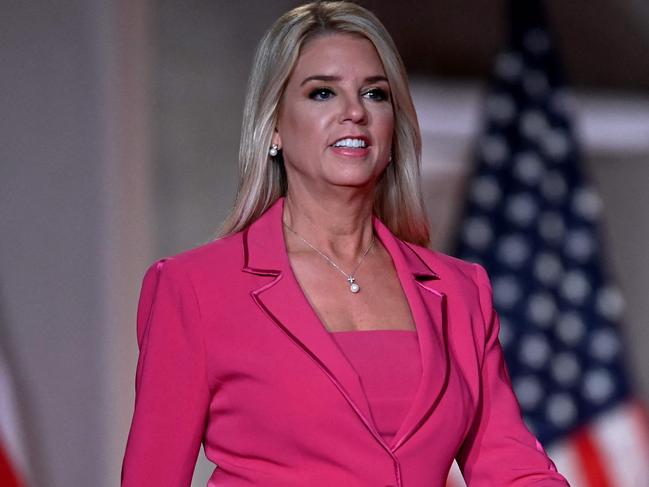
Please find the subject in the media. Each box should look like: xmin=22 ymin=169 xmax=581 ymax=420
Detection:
xmin=565 ymin=229 xmax=596 ymax=262
xmin=471 ymin=175 xmax=502 ymax=210
xmin=560 ymin=269 xmax=592 ymax=304
xmin=519 ymin=333 xmax=551 ymax=369
xmin=542 ymin=129 xmax=571 ymax=161
xmin=515 ymin=376 xmax=544 ymax=410
xmin=514 ymin=151 xmax=545 ymax=185
xmin=527 ymin=292 xmax=557 ymax=328
xmin=497 ymin=234 xmax=531 ymax=268
xmin=534 ymin=252 xmax=563 ymax=285
xmin=572 ymin=186 xmax=602 ymax=221
xmin=493 ymin=275 xmax=522 ymax=309
xmin=480 ymin=135 xmax=509 ymax=166
xmin=556 ymin=312 xmax=586 ymax=346
xmin=454 ymin=7 xmax=634 ymax=446
xmin=505 ymin=193 xmax=538 ymax=227
xmin=486 ymin=93 xmax=516 ymax=124
xmin=495 ymin=51 xmax=523 ymax=81
xmin=546 ymin=393 xmax=578 ymax=428
xmin=550 ymin=352 xmax=581 ymax=387
xmin=596 ymin=285 xmax=625 ymax=321
xmin=583 ymin=368 xmax=616 ymax=405
xmin=462 ymin=217 xmax=493 ymax=250
xmin=589 ymin=329 xmax=621 ymax=362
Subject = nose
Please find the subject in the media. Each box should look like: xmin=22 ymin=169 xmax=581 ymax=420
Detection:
xmin=339 ymin=93 xmax=367 ymax=125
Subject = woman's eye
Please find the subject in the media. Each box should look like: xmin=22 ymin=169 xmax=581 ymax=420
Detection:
xmin=308 ymin=88 xmax=335 ymax=101
xmin=363 ymin=88 xmax=389 ymax=101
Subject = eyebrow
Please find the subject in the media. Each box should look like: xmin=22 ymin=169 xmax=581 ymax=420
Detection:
xmin=299 ymin=75 xmax=389 ymax=86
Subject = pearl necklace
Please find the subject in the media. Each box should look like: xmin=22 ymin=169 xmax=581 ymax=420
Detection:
xmin=283 ymin=221 xmax=375 ymax=294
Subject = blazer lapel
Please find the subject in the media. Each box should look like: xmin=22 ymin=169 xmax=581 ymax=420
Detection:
xmin=373 ymin=218 xmax=450 ymax=451
xmin=242 ymin=198 xmax=382 ymax=445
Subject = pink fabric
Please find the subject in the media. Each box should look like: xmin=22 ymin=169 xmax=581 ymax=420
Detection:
xmin=331 ymin=330 xmax=421 ymax=446
xmin=121 ymin=197 xmax=570 ymax=487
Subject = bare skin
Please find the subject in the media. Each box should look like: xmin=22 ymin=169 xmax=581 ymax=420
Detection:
xmin=274 ymin=33 xmax=416 ymax=333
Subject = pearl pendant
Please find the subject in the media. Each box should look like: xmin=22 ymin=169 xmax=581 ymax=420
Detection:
xmin=347 ymin=276 xmax=360 ymax=294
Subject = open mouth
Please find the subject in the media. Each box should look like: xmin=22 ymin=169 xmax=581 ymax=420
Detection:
xmin=332 ymin=137 xmax=369 ymax=149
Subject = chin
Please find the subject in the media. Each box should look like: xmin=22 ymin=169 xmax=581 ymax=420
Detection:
xmin=329 ymin=162 xmax=386 ymax=186
xmin=324 ymin=171 xmax=383 ymax=191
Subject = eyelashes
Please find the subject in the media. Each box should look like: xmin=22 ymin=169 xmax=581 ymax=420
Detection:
xmin=307 ymin=87 xmax=390 ymax=102
xmin=308 ymin=87 xmax=335 ymax=101
xmin=363 ymin=88 xmax=389 ymax=101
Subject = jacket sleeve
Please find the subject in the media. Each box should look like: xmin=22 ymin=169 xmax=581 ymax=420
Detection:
xmin=121 ymin=259 xmax=210 ymax=487
xmin=456 ymin=263 xmax=570 ymax=486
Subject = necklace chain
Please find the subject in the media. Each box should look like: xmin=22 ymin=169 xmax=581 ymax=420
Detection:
xmin=283 ymin=221 xmax=374 ymax=293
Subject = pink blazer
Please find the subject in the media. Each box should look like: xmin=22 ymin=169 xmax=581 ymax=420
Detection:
xmin=122 ymin=197 xmax=569 ymax=487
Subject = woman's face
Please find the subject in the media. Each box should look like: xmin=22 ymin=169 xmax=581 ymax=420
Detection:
xmin=274 ymin=33 xmax=394 ymax=195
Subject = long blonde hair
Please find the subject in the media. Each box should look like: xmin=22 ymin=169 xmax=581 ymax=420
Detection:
xmin=219 ymin=1 xmax=430 ymax=246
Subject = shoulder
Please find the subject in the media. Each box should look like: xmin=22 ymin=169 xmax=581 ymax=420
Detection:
xmin=141 ymin=231 xmax=246 ymax=292
xmin=401 ymin=241 xmax=494 ymax=315
xmin=410 ymin=245 xmax=497 ymax=334
xmin=405 ymin=241 xmax=488 ymax=286
xmin=163 ymin=231 xmax=244 ymax=270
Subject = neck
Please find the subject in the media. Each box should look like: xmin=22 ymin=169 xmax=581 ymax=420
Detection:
xmin=283 ymin=188 xmax=375 ymax=260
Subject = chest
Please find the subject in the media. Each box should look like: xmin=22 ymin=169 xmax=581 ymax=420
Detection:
xmin=287 ymin=246 xmax=417 ymax=332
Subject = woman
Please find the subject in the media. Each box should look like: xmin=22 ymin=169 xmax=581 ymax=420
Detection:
xmin=122 ymin=2 xmax=570 ymax=486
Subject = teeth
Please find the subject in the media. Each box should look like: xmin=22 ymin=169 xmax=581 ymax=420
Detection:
xmin=333 ymin=138 xmax=367 ymax=148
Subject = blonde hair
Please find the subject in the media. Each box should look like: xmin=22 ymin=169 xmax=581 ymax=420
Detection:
xmin=219 ymin=1 xmax=430 ymax=246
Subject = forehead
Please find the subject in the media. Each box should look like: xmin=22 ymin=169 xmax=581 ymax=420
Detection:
xmin=290 ymin=33 xmax=386 ymax=80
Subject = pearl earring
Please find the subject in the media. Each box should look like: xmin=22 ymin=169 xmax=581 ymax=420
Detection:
xmin=269 ymin=144 xmax=279 ymax=157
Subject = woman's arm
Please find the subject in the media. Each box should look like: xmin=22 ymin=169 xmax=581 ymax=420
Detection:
xmin=121 ymin=259 xmax=210 ymax=487
xmin=456 ymin=263 xmax=570 ymax=486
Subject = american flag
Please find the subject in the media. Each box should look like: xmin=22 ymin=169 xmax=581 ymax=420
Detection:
xmin=449 ymin=0 xmax=649 ymax=485
xmin=0 ymin=350 xmax=28 ymax=487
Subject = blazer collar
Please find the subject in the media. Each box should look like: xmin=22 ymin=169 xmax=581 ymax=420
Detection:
xmin=243 ymin=196 xmax=439 ymax=281
xmin=242 ymin=197 xmax=449 ymax=452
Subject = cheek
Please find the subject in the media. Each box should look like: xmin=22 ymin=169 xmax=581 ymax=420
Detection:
xmin=371 ymin=101 xmax=394 ymax=130
xmin=376 ymin=111 xmax=395 ymax=148
xmin=280 ymin=105 xmax=333 ymax=155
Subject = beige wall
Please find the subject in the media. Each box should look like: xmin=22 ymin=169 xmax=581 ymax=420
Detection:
xmin=1 ymin=1 xmax=114 ymax=485
xmin=152 ymin=0 xmax=302 ymax=257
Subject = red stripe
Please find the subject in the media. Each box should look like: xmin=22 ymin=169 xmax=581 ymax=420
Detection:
xmin=0 ymin=443 xmax=23 ymax=487
xmin=573 ymin=427 xmax=613 ymax=487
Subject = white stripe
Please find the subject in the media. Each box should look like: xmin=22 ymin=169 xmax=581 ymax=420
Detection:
xmin=546 ymin=438 xmax=587 ymax=487
xmin=447 ymin=460 xmax=467 ymax=487
xmin=589 ymin=402 xmax=649 ymax=487
xmin=0 ymin=351 xmax=29 ymax=479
